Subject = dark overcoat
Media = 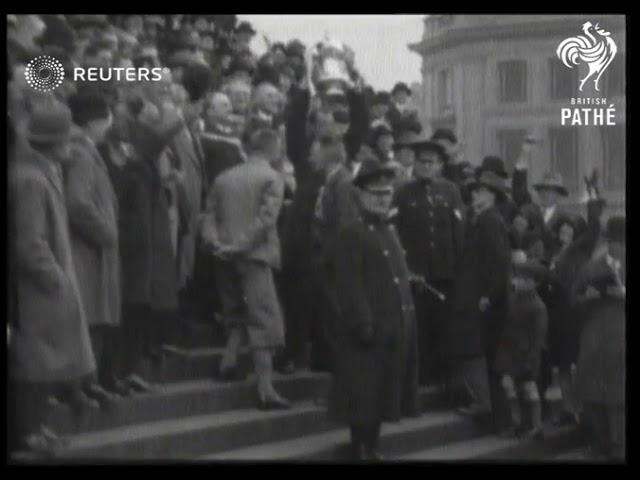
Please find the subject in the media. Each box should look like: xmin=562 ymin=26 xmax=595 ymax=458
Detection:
xmin=329 ymin=213 xmax=419 ymax=426
xmin=574 ymin=255 xmax=625 ymax=406
xmin=450 ymin=207 xmax=511 ymax=358
xmin=9 ymin=152 xmax=96 ymax=382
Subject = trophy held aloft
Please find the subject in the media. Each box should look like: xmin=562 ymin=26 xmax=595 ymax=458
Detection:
xmin=311 ymin=38 xmax=355 ymax=98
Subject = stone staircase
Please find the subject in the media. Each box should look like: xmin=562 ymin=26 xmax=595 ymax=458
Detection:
xmin=11 ymin=321 xmax=587 ymax=462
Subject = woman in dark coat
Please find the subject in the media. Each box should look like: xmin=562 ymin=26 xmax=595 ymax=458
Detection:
xmin=538 ymin=195 xmax=604 ymax=424
xmin=572 ymin=216 xmax=625 ymax=460
xmin=330 ymin=158 xmax=419 ymax=461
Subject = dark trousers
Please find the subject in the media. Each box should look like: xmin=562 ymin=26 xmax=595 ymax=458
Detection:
xmin=120 ymin=304 xmax=153 ymax=378
xmin=413 ymin=280 xmax=454 ymax=386
xmin=583 ymin=403 xmax=626 ymax=460
xmin=279 ymin=264 xmax=332 ymax=369
xmin=88 ymin=324 xmax=122 ymax=389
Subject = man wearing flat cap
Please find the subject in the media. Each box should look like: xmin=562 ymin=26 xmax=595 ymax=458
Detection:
xmin=393 ymin=138 xmax=464 ymax=388
xmin=330 ymin=157 xmax=419 ymax=461
xmin=450 ymin=169 xmax=511 ymax=422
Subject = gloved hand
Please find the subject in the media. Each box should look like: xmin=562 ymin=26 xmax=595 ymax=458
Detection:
xmin=357 ymin=323 xmax=374 ymax=346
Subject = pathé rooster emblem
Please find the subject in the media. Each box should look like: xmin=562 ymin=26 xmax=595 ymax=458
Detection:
xmin=556 ymin=21 xmax=617 ymax=92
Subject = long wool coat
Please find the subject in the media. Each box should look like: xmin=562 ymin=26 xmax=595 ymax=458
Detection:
xmin=65 ymin=130 xmax=121 ymax=328
xmin=450 ymin=207 xmax=511 ymax=358
xmin=329 ymin=213 xmax=419 ymax=426
xmin=574 ymin=255 xmax=625 ymax=406
xmin=9 ymin=152 xmax=96 ymax=382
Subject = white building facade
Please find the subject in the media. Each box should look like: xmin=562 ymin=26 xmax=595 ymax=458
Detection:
xmin=409 ymin=15 xmax=626 ymax=215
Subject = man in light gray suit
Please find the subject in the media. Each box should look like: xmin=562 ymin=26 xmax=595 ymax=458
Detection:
xmin=200 ymin=128 xmax=291 ymax=409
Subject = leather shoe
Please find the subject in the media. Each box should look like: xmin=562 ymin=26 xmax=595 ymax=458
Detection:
xmin=256 ymin=392 xmax=292 ymax=410
xmin=68 ymin=389 xmax=100 ymax=415
xmin=125 ymin=374 xmax=155 ymax=393
xmin=84 ymin=383 xmax=121 ymax=411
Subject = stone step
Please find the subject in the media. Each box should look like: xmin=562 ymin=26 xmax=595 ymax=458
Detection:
xmin=169 ymin=320 xmax=227 ymax=349
xmin=146 ymin=346 xmax=252 ymax=384
xmin=46 ymin=371 xmax=331 ymax=436
xmin=51 ymin=386 xmax=457 ymax=460
xmin=395 ymin=424 xmax=582 ymax=461
xmin=58 ymin=403 xmax=333 ymax=460
xmin=203 ymin=410 xmax=488 ymax=461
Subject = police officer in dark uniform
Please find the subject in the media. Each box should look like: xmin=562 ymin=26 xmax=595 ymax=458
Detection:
xmin=330 ymin=157 xmax=419 ymax=461
xmin=393 ymin=139 xmax=465 ymax=388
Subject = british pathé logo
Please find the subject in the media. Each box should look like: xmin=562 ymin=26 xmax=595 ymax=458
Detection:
xmin=557 ymin=22 xmax=618 ymax=127
xmin=557 ymin=21 xmax=617 ymax=92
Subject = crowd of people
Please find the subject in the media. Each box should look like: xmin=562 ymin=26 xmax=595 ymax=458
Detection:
xmin=7 ymin=14 xmax=625 ymax=461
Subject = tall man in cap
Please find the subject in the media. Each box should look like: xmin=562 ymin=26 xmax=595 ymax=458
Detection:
xmin=393 ymin=139 xmax=464 ymax=388
xmin=65 ymin=92 xmax=123 ymax=406
xmin=331 ymin=156 xmax=419 ymax=461
xmin=450 ymin=170 xmax=511 ymax=421
xmin=200 ymin=128 xmax=291 ymax=409
xmin=8 ymin=103 xmax=96 ymax=454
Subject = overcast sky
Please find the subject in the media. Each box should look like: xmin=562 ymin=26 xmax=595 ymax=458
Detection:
xmin=238 ymin=15 xmax=425 ymax=91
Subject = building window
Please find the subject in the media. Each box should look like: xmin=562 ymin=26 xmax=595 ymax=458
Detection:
xmin=498 ymin=60 xmax=527 ymax=103
xmin=550 ymin=58 xmax=578 ymax=100
xmin=601 ymin=125 xmax=625 ymax=191
xmin=437 ymin=69 xmax=453 ymax=114
xmin=549 ymin=127 xmax=579 ymax=194
xmin=497 ymin=129 xmax=527 ymax=173
xmin=603 ymin=56 xmax=625 ymax=98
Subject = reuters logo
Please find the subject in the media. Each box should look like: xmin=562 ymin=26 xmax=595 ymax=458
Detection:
xmin=25 ymin=55 xmax=65 ymax=92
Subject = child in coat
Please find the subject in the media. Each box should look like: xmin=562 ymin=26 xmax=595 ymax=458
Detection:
xmin=494 ymin=252 xmax=548 ymax=439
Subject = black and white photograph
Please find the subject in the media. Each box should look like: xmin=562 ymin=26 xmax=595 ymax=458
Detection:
xmin=6 ymin=13 xmax=627 ymax=463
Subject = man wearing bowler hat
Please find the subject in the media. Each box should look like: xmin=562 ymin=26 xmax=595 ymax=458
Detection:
xmin=393 ymin=138 xmax=464 ymax=389
xmin=330 ymin=156 xmax=419 ymax=460
xmin=450 ymin=169 xmax=511 ymax=421
xmin=387 ymin=82 xmax=418 ymax=134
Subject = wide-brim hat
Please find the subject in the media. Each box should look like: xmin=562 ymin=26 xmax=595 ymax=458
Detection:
xmin=477 ymin=155 xmax=509 ymax=179
xmin=373 ymin=91 xmax=391 ymax=105
xmin=353 ymin=158 xmax=396 ymax=189
xmin=533 ymin=172 xmax=569 ymax=196
xmin=467 ymin=170 xmax=509 ymax=201
xmin=235 ymin=21 xmax=256 ymax=36
xmin=391 ymin=82 xmax=412 ymax=97
xmin=411 ymin=138 xmax=447 ymax=160
xmin=27 ymin=102 xmax=73 ymax=144
xmin=605 ymin=216 xmax=626 ymax=243
xmin=393 ymin=129 xmax=423 ymax=150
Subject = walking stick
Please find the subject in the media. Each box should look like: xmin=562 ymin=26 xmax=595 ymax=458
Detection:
xmin=409 ymin=274 xmax=447 ymax=302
